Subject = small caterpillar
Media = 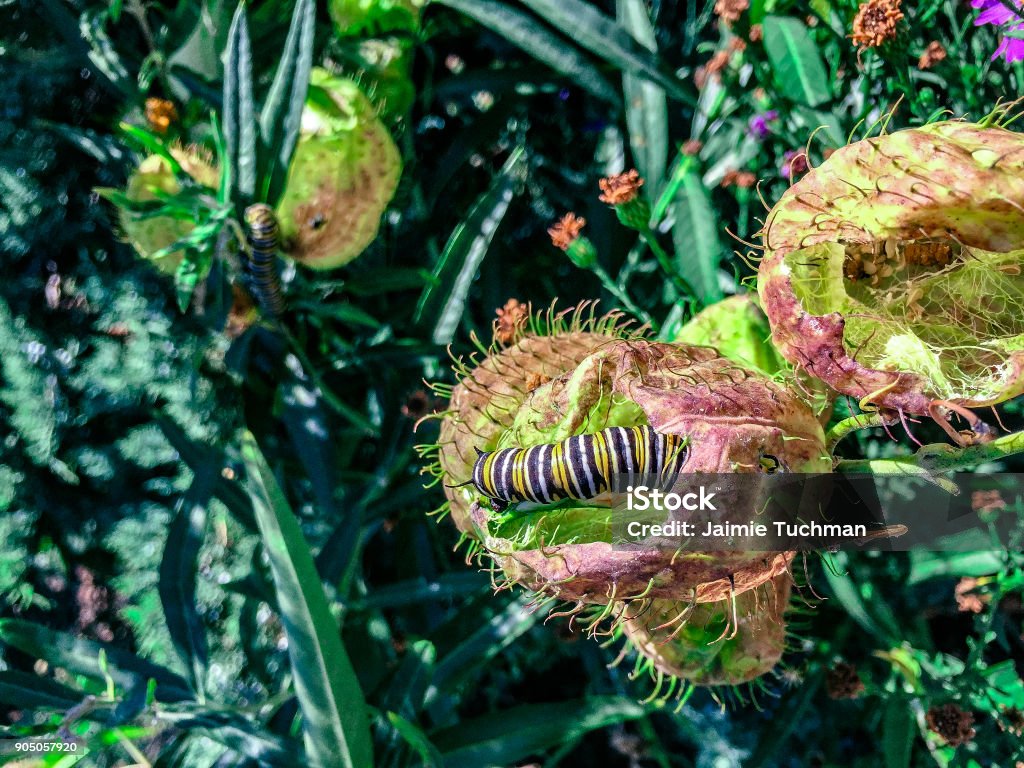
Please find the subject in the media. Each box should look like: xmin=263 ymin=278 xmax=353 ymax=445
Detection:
xmin=470 ymin=425 xmax=689 ymax=512
xmin=243 ymin=203 xmax=286 ymax=317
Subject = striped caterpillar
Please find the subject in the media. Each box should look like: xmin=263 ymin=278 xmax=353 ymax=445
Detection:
xmin=469 ymin=425 xmax=689 ymax=512
xmin=243 ymin=203 xmax=286 ymax=317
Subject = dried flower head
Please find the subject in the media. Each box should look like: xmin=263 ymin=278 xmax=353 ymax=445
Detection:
xmin=548 ymin=213 xmax=587 ymax=251
xmin=682 ymin=139 xmax=703 ymax=156
xmin=825 ymin=662 xmax=865 ymax=699
xmin=144 ymin=97 xmax=178 ymax=134
xmin=919 ymin=40 xmax=947 ymax=68
xmin=495 ymin=298 xmax=529 ymax=345
xmin=781 ymin=150 xmax=809 ymax=179
xmin=722 ymin=170 xmax=757 ymax=189
xmin=749 ymin=23 xmax=763 ymax=41
xmin=954 ymin=577 xmax=987 ymax=614
xmin=714 ymin=0 xmax=749 ymax=25
xmin=999 ymin=706 xmax=1024 ymax=737
xmin=598 ymin=169 xmax=644 ymax=205
xmin=971 ymin=488 xmax=1006 ymax=512
xmin=706 ymin=49 xmax=732 ymax=76
xmin=850 ymin=0 xmax=904 ymax=50
xmin=926 ymin=704 xmax=976 ymax=747
xmin=401 ymin=389 xmax=432 ymax=420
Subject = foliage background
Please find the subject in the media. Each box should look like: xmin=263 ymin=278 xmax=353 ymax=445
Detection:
xmin=1 ymin=0 xmax=1023 ymax=766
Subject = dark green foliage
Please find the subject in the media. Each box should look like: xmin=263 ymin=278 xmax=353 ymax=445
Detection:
xmin=2 ymin=0 xmax=1024 ymax=766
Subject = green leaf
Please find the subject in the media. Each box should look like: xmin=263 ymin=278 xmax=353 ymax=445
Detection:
xmin=617 ymin=0 xmax=669 ymax=199
xmin=883 ymin=696 xmax=915 ymax=768
xmin=907 ymin=551 xmax=1008 ymax=584
xmin=521 ymin=0 xmax=693 ymax=105
xmin=0 ymin=670 xmax=83 ymax=710
xmin=159 ymin=467 xmax=214 ymax=696
xmin=822 ymin=551 xmax=900 ymax=643
xmin=387 ymin=712 xmax=445 ymax=768
xmin=433 ymin=0 xmax=619 ymax=103
xmin=259 ymin=0 xmax=316 ymax=205
xmin=222 ymin=2 xmax=257 ymax=204
xmin=670 ymin=170 xmax=723 ymax=305
xmin=429 ymin=597 xmax=539 ymax=696
xmin=416 ymin=147 xmax=525 ymax=345
xmin=762 ymin=16 xmax=831 ymax=107
xmin=433 ymin=697 xmax=644 ymax=768
xmin=240 ymin=432 xmax=373 ymax=768
xmin=0 ymin=620 xmax=191 ymax=701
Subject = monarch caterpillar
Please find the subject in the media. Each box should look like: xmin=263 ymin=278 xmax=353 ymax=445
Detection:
xmin=243 ymin=203 xmax=286 ymax=317
xmin=469 ymin=425 xmax=689 ymax=512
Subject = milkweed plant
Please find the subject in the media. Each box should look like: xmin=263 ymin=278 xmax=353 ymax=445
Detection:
xmin=2 ymin=0 xmax=1024 ymax=766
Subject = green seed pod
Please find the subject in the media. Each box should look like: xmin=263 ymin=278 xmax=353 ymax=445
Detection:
xmin=672 ymin=294 xmax=788 ymax=376
xmin=329 ymin=0 xmax=422 ymax=36
xmin=433 ymin=305 xmax=829 ymax=610
xmin=119 ymin=148 xmax=218 ymax=274
xmin=275 ymin=68 xmax=402 ymax=270
xmin=758 ymin=120 xmax=1024 ymax=419
xmin=620 ymin=573 xmax=791 ymax=686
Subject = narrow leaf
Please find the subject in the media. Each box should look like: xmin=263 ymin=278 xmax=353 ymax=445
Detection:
xmin=0 ymin=670 xmax=82 ymax=710
xmin=433 ymin=0 xmax=619 ymax=103
xmin=387 ymin=712 xmax=445 ymax=768
xmin=417 ymin=147 xmax=525 ymax=345
xmin=762 ymin=16 xmax=831 ymax=107
xmin=159 ymin=466 xmax=214 ymax=696
xmin=434 ymin=697 xmax=644 ymax=768
xmin=240 ymin=432 xmax=373 ymax=768
xmin=259 ymin=0 xmax=316 ymax=205
xmin=0 ymin=620 xmax=190 ymax=701
xmin=883 ymin=696 xmax=915 ymax=768
xmin=520 ymin=0 xmax=693 ymax=104
xmin=617 ymin=0 xmax=669 ymax=198
xmin=670 ymin=170 xmax=723 ymax=305
xmin=222 ymin=2 xmax=257 ymax=203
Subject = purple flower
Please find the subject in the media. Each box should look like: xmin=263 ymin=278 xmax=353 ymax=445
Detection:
xmin=972 ymin=0 xmax=1024 ymax=62
xmin=780 ymin=149 xmax=808 ymax=180
xmin=748 ymin=110 xmax=778 ymax=139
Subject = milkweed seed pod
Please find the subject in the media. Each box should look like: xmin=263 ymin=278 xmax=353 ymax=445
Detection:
xmin=757 ymin=120 xmax=1024 ymax=430
xmin=275 ymin=68 xmax=402 ymax=270
xmin=119 ymin=147 xmax=219 ymax=274
xmin=673 ymin=294 xmax=833 ymax=420
xmin=619 ymin=572 xmax=792 ymax=686
xmin=329 ymin=0 xmax=423 ymax=36
xmin=431 ymin=303 xmax=829 ymax=610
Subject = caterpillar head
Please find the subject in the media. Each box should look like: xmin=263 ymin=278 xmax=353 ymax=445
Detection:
xmin=275 ymin=68 xmax=402 ymax=270
xmin=426 ymin=301 xmax=829 ymax=685
xmin=758 ymin=119 xmax=1024 ymax=426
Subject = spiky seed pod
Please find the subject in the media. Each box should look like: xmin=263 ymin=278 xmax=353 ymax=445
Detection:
xmin=275 ymin=68 xmax=401 ymax=270
xmin=119 ymin=147 xmax=219 ymax=274
xmin=673 ymin=295 xmax=834 ymax=421
xmin=620 ymin=573 xmax=791 ymax=686
xmin=757 ymin=120 xmax=1024 ymax=420
xmin=433 ymin=306 xmax=829 ymax=611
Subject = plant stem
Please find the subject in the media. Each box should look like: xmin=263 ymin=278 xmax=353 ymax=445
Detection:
xmin=591 ymin=263 xmax=655 ymax=329
xmin=836 ymin=429 xmax=1024 ymax=475
xmin=826 ymin=412 xmax=896 ymax=455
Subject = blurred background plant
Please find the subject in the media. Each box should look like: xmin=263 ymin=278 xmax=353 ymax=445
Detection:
xmin=1 ymin=0 xmax=1023 ymax=765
